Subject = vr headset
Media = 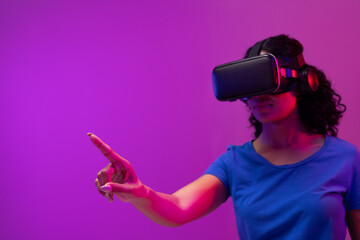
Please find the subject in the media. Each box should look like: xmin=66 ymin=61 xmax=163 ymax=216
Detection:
xmin=212 ymin=41 xmax=316 ymax=101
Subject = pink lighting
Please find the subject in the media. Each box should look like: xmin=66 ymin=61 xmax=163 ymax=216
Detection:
xmin=0 ymin=1 xmax=359 ymax=240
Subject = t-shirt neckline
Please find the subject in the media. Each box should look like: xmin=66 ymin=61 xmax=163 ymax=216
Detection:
xmin=248 ymin=135 xmax=331 ymax=168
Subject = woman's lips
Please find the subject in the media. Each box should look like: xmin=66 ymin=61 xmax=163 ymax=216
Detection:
xmin=252 ymin=102 xmax=273 ymax=109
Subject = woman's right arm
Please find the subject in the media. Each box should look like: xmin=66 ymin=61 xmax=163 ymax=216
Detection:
xmin=90 ymin=133 xmax=227 ymax=227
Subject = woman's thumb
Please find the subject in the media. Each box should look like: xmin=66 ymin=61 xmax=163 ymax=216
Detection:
xmin=100 ymin=184 xmax=113 ymax=192
xmin=101 ymin=182 xmax=131 ymax=193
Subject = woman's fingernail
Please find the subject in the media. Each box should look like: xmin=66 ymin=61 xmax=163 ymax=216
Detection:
xmin=87 ymin=132 xmax=93 ymax=136
xmin=105 ymin=193 xmax=113 ymax=203
xmin=101 ymin=185 xmax=112 ymax=192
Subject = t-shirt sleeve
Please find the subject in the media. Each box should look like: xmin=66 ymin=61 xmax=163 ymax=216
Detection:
xmin=204 ymin=147 xmax=232 ymax=197
xmin=344 ymin=148 xmax=360 ymax=211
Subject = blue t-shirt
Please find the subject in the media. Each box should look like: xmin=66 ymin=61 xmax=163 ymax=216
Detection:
xmin=205 ymin=135 xmax=360 ymax=239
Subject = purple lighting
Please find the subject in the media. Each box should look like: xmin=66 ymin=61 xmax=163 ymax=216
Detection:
xmin=0 ymin=1 xmax=359 ymax=240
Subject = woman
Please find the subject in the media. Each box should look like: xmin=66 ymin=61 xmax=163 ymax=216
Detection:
xmin=90 ymin=34 xmax=360 ymax=239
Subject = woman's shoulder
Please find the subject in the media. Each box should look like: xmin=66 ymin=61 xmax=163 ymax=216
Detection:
xmin=227 ymin=140 xmax=253 ymax=152
xmin=220 ymin=141 xmax=258 ymax=163
xmin=326 ymin=135 xmax=358 ymax=152
xmin=325 ymin=136 xmax=359 ymax=166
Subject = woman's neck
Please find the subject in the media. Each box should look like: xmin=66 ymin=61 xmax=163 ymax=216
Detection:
xmin=255 ymin=110 xmax=323 ymax=149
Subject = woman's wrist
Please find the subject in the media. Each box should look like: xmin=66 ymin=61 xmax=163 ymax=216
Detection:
xmin=129 ymin=184 xmax=153 ymax=205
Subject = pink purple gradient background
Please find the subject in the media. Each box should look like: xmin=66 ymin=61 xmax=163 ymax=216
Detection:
xmin=1 ymin=1 xmax=359 ymax=239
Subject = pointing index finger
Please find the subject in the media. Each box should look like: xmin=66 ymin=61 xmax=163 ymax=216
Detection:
xmin=87 ymin=133 xmax=126 ymax=165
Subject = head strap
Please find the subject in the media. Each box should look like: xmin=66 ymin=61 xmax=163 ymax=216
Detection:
xmin=277 ymin=54 xmax=305 ymax=69
xmin=247 ymin=40 xmax=266 ymax=57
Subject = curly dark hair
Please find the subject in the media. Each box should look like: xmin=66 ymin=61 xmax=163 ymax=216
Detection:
xmin=245 ymin=34 xmax=346 ymax=138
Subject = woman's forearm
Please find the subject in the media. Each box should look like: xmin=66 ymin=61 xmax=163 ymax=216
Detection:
xmin=130 ymin=186 xmax=187 ymax=227
xmin=128 ymin=175 xmax=227 ymax=227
